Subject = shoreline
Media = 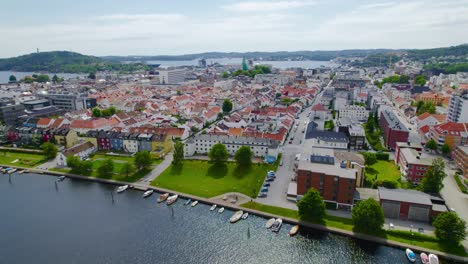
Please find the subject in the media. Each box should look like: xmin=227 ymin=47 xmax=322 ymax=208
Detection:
xmin=3 ymin=163 xmax=467 ymax=263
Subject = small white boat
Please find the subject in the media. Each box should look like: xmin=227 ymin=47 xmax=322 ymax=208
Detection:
xmin=289 ymin=225 xmax=299 ymax=236
xmin=405 ymin=249 xmax=416 ymax=263
xmin=157 ymin=193 xmax=169 ymax=203
xmin=271 ymin=218 xmax=283 ymax=232
xmin=420 ymin=253 xmax=429 ymax=264
xmin=166 ymin=194 xmax=178 ymax=205
xmin=191 ymin=200 xmax=199 ymax=207
xmin=8 ymin=169 xmax=17 ymax=174
xmin=428 ymin=254 xmax=439 ymax=264
xmin=229 ymin=210 xmax=243 ymax=223
xmin=265 ymin=218 xmax=275 ymax=228
xmin=241 ymin=213 xmax=249 ymax=219
xmin=184 ymin=199 xmax=192 ymax=205
xmin=210 ymin=204 xmax=217 ymax=211
xmin=142 ymin=190 xmax=154 ymax=198
xmin=18 ymin=170 xmax=26 ymax=174
xmin=116 ymin=185 xmax=129 ymax=193
xmin=218 ymin=207 xmax=225 ymax=214
xmin=57 ymin=176 xmax=66 ymax=182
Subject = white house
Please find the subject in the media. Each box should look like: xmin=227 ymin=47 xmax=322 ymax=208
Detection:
xmin=339 ymin=105 xmax=369 ymax=122
xmin=56 ymin=141 xmax=96 ymax=167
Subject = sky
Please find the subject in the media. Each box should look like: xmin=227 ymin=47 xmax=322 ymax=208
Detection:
xmin=1 ymin=0 xmax=467 ymax=58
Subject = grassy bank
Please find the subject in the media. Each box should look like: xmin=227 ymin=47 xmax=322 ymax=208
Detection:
xmin=241 ymin=201 xmax=467 ymax=257
xmin=453 ymin=173 xmax=468 ymax=194
xmin=0 ymin=151 xmax=46 ymax=168
xmin=152 ymin=160 xmax=276 ymax=198
xmin=364 ymin=160 xmax=407 ymax=188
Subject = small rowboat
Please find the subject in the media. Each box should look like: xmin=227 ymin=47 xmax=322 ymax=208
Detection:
xmin=229 ymin=210 xmax=243 ymax=223
xmin=265 ymin=218 xmax=275 ymax=229
xmin=18 ymin=170 xmax=26 ymax=174
xmin=241 ymin=213 xmax=249 ymax=219
xmin=289 ymin=225 xmax=299 ymax=236
xmin=116 ymin=185 xmax=129 ymax=193
xmin=142 ymin=190 xmax=154 ymax=198
xmin=420 ymin=253 xmax=429 ymax=264
xmin=157 ymin=193 xmax=170 ymax=203
xmin=184 ymin=199 xmax=192 ymax=205
xmin=210 ymin=204 xmax=217 ymax=211
xmin=428 ymin=254 xmax=439 ymax=264
xmin=406 ymin=249 xmax=416 ymax=263
xmin=191 ymin=201 xmax=199 ymax=207
xmin=166 ymin=194 xmax=178 ymax=205
xmin=218 ymin=207 xmax=225 ymax=214
xmin=8 ymin=169 xmax=17 ymax=174
xmin=57 ymin=176 xmax=66 ymax=181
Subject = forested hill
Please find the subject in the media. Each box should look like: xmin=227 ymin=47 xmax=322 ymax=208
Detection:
xmin=0 ymin=51 xmax=148 ymax=73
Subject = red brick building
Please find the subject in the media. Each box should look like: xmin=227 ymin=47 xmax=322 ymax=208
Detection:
xmin=398 ymin=148 xmax=433 ymax=183
xmin=379 ymin=108 xmax=409 ymax=150
xmin=395 ymin=142 xmax=423 ymax=165
xmin=297 ymin=154 xmax=357 ymax=208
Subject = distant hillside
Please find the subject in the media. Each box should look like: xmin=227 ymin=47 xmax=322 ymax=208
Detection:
xmin=406 ymin=44 xmax=468 ymax=61
xmin=0 ymin=51 xmax=148 ymax=73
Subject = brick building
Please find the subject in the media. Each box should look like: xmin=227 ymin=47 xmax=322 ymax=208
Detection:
xmin=398 ymin=148 xmax=433 ymax=184
xmin=379 ymin=108 xmax=409 ymax=150
xmin=453 ymin=146 xmax=468 ymax=179
xmin=429 ymin=122 xmax=468 ymax=150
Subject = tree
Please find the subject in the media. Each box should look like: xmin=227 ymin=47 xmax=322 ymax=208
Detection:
xmin=97 ymin=159 xmax=114 ymax=179
xmin=172 ymin=141 xmax=184 ymax=165
xmin=66 ymin=156 xmax=80 ymax=169
xmin=208 ymin=143 xmax=229 ymax=163
xmin=425 ymin=138 xmax=438 ymax=152
xmin=8 ymin=75 xmax=16 ymax=83
xmin=79 ymin=160 xmax=93 ymax=175
xmin=134 ymin=151 xmax=152 ymax=170
xmin=234 ymin=146 xmax=253 ymax=166
xmin=222 ymin=99 xmax=233 ymax=113
xmin=352 ymin=198 xmax=385 ymax=233
xmin=362 ymin=152 xmax=377 ymax=166
xmin=120 ymin=162 xmax=136 ymax=178
xmin=217 ymin=112 xmax=224 ymax=119
xmin=36 ymin=74 xmax=50 ymax=83
xmin=441 ymin=143 xmax=451 ymax=156
xmin=222 ymin=72 xmax=229 ymax=78
xmin=433 ymin=212 xmax=466 ymax=244
xmin=297 ymin=188 xmax=326 ymax=222
xmin=88 ymin=72 xmax=96 ymax=79
xmin=52 ymin=74 xmax=60 ymax=83
xmin=420 ymin=157 xmax=446 ymax=194
xmin=41 ymin=142 xmax=58 ymax=160
xmin=92 ymin=108 xmax=102 ymax=117
xmin=190 ymin=126 xmax=199 ymax=133
xmin=108 ymin=106 xmax=117 ymax=115
xmin=414 ymin=74 xmax=427 ymax=86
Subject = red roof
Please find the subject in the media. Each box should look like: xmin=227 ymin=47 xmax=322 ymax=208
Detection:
xmin=37 ymin=118 xmax=52 ymax=127
xmin=433 ymin=122 xmax=468 ymax=136
xmin=311 ymin=104 xmax=326 ymax=112
xmin=70 ymin=118 xmax=109 ymax=129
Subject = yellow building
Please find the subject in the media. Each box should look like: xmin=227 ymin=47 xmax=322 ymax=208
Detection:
xmin=151 ymin=134 xmax=172 ymax=157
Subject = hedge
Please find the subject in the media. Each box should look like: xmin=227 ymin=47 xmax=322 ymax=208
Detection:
xmin=453 ymin=174 xmax=468 ymax=194
xmin=376 ymin=152 xmax=389 ymax=160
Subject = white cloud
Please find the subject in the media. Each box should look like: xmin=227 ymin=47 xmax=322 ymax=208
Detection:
xmin=222 ymin=0 xmax=316 ymax=12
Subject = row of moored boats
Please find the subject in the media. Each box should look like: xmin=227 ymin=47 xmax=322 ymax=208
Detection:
xmin=406 ymin=248 xmax=439 ymax=264
xmin=0 ymin=167 xmax=27 ymax=174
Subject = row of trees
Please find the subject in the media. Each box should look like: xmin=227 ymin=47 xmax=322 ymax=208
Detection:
xmin=425 ymin=139 xmax=451 ymax=156
xmin=415 ymin=100 xmax=436 ymax=115
xmin=298 ymin=188 xmax=466 ymax=244
xmin=92 ymin=107 xmax=118 ymax=118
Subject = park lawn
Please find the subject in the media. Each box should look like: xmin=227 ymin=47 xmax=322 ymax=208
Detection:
xmin=0 ymin=152 xmax=46 ymax=168
xmin=241 ymin=201 xmax=467 ymax=256
xmin=364 ymin=160 xmax=402 ymax=187
xmin=151 ymin=160 xmax=276 ymax=198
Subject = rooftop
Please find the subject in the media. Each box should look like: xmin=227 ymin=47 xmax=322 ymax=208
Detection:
xmin=381 ymin=109 xmax=408 ymax=132
xmin=298 ymin=159 xmax=357 ymax=180
xmin=378 ymin=187 xmax=432 ymax=205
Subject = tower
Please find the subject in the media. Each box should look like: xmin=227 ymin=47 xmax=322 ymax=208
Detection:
xmin=242 ymin=57 xmax=248 ymax=71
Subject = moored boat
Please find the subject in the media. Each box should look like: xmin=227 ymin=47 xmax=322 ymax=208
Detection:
xmin=8 ymin=169 xmax=17 ymax=174
xmin=18 ymin=170 xmax=26 ymax=174
xmin=428 ymin=254 xmax=439 ymax=264
xmin=405 ymin=249 xmax=416 ymax=263
xmin=229 ymin=210 xmax=243 ymax=223
xmin=142 ymin=190 xmax=154 ymax=198
xmin=210 ymin=204 xmax=217 ymax=211
xmin=191 ymin=200 xmax=198 ymax=207
xmin=218 ymin=207 xmax=225 ymax=214
xmin=241 ymin=213 xmax=249 ymax=219
xmin=420 ymin=253 xmax=429 ymax=264
xmin=271 ymin=218 xmax=282 ymax=232
xmin=116 ymin=185 xmax=129 ymax=193
xmin=157 ymin=193 xmax=169 ymax=203
xmin=57 ymin=176 xmax=66 ymax=181
xmin=184 ymin=199 xmax=192 ymax=205
xmin=289 ymin=225 xmax=299 ymax=236
xmin=166 ymin=194 xmax=178 ymax=205
xmin=265 ymin=218 xmax=275 ymax=229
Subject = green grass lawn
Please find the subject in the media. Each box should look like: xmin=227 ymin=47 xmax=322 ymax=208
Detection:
xmin=151 ymin=160 xmax=276 ymax=198
xmin=0 ymin=152 xmax=46 ymax=168
xmin=364 ymin=160 xmax=404 ymax=188
xmin=241 ymin=201 xmax=467 ymax=256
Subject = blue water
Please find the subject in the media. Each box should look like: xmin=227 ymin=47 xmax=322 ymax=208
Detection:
xmin=0 ymin=173 xmax=455 ymax=264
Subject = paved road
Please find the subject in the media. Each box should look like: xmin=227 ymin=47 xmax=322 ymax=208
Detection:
xmin=36 ymin=158 xmax=57 ymax=170
xmin=138 ymin=153 xmax=173 ymax=184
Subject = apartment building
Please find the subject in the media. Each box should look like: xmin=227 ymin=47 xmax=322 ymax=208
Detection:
xmin=158 ymin=69 xmax=186 ymax=84
xmin=429 ymin=122 xmax=468 ymax=150
xmin=379 ymin=108 xmax=409 ymax=150
xmin=446 ymin=92 xmax=468 ymax=123
xmin=453 ymin=146 xmax=468 ymax=178
xmin=338 ymin=105 xmax=369 ymax=122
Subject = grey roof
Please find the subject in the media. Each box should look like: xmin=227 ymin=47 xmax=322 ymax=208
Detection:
xmin=189 ymin=134 xmax=278 ymax=148
xmin=305 ymin=121 xmax=349 ymax=142
xmin=298 ymin=160 xmax=357 ymax=180
xmin=381 ymin=109 xmax=408 ymax=132
xmin=310 ymin=154 xmax=335 ymax=165
xmin=378 ymin=187 xmax=432 ymax=205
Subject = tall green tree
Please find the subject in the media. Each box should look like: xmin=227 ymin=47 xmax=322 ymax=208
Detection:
xmin=425 ymin=139 xmax=438 ymax=152
xmin=92 ymin=108 xmax=102 ymax=117
xmin=208 ymin=143 xmax=229 ymax=163
xmin=52 ymin=74 xmax=60 ymax=83
xmin=41 ymin=142 xmax=58 ymax=160
xmin=120 ymin=162 xmax=136 ymax=178
xmin=222 ymin=99 xmax=233 ymax=113
xmin=420 ymin=157 xmax=446 ymax=194
xmin=297 ymin=188 xmax=326 ymax=222
xmin=8 ymin=75 xmax=16 ymax=83
xmin=441 ymin=143 xmax=451 ymax=156
xmin=134 ymin=151 xmax=152 ymax=170
xmin=414 ymin=74 xmax=427 ymax=86
xmin=222 ymin=72 xmax=229 ymax=78
xmin=433 ymin=212 xmax=466 ymax=244
xmin=352 ymin=198 xmax=385 ymax=233
xmin=97 ymin=159 xmax=114 ymax=179
xmin=172 ymin=141 xmax=184 ymax=165
xmin=362 ymin=152 xmax=377 ymax=166
xmin=88 ymin=72 xmax=96 ymax=79
xmin=234 ymin=146 xmax=253 ymax=166
xmin=66 ymin=156 xmax=80 ymax=169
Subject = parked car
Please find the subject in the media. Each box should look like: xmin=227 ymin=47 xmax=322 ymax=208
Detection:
xmin=265 ymin=177 xmax=275 ymax=182
xmin=263 ymin=183 xmax=270 ymax=187
xmin=257 ymin=192 xmax=267 ymax=198
xmin=261 ymin=187 xmax=268 ymax=192
xmin=280 ymin=161 xmax=283 ymax=166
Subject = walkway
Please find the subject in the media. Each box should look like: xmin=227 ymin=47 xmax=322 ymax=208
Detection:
xmin=137 ymin=152 xmax=173 ymax=184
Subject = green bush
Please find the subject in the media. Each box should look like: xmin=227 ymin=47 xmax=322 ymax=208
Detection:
xmin=375 ymin=152 xmax=390 ymax=160
xmin=373 ymin=179 xmax=398 ymax=189
xmin=453 ymin=174 xmax=468 ymax=194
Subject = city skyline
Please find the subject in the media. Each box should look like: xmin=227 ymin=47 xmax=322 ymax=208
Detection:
xmin=1 ymin=0 xmax=467 ymax=58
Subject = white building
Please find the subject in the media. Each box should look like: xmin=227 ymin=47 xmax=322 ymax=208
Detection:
xmin=56 ymin=141 xmax=96 ymax=167
xmin=254 ymin=74 xmax=293 ymax=85
xmin=338 ymin=105 xmax=369 ymax=122
xmin=123 ymin=134 xmax=139 ymax=153
xmin=185 ymin=134 xmax=279 ymax=158
xmin=158 ymin=69 xmax=186 ymax=84
xmin=447 ymin=92 xmax=468 ymax=123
